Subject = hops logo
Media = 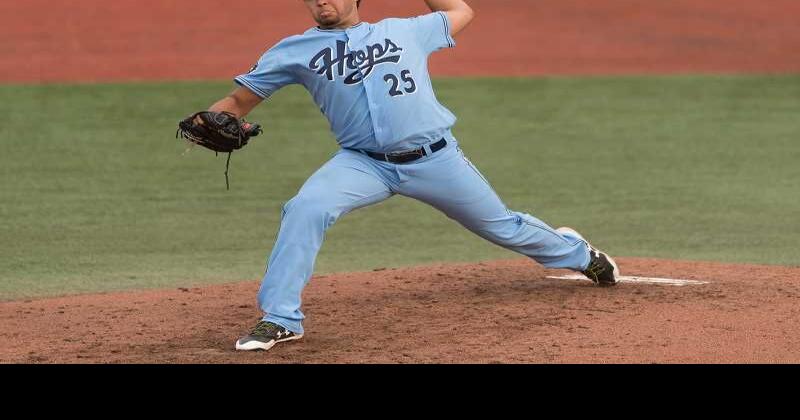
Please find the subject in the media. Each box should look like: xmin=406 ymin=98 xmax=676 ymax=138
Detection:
xmin=309 ymin=39 xmax=403 ymax=85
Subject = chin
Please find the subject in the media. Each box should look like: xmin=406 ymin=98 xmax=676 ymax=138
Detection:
xmin=319 ymin=17 xmax=340 ymax=26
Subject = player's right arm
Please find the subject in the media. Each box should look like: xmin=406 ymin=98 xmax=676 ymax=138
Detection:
xmin=423 ymin=0 xmax=475 ymax=37
xmin=207 ymin=87 xmax=264 ymax=119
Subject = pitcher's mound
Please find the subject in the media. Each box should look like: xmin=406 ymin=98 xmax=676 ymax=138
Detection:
xmin=2 ymin=257 xmax=799 ymax=363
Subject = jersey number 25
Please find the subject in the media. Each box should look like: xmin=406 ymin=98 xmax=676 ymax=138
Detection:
xmin=384 ymin=70 xmax=417 ymax=97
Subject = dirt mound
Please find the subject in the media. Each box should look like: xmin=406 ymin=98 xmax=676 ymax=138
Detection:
xmin=3 ymin=257 xmax=799 ymax=363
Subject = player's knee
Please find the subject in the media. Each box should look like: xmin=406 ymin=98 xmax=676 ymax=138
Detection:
xmin=461 ymin=214 xmax=520 ymax=245
xmin=473 ymin=218 xmax=531 ymax=247
xmin=481 ymin=228 xmax=520 ymax=246
xmin=283 ymin=195 xmax=325 ymax=218
xmin=282 ymin=195 xmax=339 ymax=227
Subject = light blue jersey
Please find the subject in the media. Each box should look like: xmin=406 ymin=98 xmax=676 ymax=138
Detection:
xmin=235 ymin=12 xmax=457 ymax=153
xmin=231 ymin=9 xmax=610 ymax=346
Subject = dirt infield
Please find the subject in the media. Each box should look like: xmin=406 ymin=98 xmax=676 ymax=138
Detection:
xmin=3 ymin=258 xmax=799 ymax=363
xmin=2 ymin=0 xmax=799 ymax=83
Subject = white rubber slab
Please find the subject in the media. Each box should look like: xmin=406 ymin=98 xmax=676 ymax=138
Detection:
xmin=546 ymin=274 xmax=710 ymax=286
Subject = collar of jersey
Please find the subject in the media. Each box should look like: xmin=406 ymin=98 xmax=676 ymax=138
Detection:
xmin=313 ymin=21 xmax=366 ymax=32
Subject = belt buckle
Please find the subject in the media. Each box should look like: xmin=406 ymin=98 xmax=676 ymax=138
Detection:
xmin=387 ymin=148 xmax=425 ymax=159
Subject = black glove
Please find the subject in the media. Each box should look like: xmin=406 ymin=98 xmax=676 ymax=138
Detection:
xmin=176 ymin=111 xmax=262 ymax=153
xmin=176 ymin=111 xmax=263 ymax=190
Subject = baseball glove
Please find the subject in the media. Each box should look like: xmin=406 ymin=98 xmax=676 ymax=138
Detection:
xmin=176 ymin=111 xmax=262 ymax=153
xmin=176 ymin=111 xmax=263 ymax=190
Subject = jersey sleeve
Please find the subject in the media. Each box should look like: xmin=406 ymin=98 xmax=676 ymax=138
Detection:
xmin=407 ymin=11 xmax=456 ymax=55
xmin=234 ymin=41 xmax=297 ymax=99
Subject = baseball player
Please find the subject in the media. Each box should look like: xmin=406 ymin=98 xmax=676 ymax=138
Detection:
xmin=190 ymin=0 xmax=620 ymax=352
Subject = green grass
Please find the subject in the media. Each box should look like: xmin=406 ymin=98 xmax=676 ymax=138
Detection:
xmin=1 ymin=75 xmax=798 ymax=300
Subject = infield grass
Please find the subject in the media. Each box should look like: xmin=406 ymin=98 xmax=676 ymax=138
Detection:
xmin=1 ymin=75 xmax=798 ymax=299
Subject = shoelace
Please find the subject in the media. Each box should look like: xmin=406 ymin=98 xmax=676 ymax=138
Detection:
xmin=251 ymin=321 xmax=281 ymax=338
xmin=584 ymin=251 xmax=605 ymax=280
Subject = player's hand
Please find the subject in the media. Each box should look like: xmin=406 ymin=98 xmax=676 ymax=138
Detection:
xmin=242 ymin=122 xmax=262 ymax=137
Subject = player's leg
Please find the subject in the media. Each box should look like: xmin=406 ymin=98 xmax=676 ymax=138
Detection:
xmin=255 ymin=150 xmax=393 ymax=335
xmin=396 ymin=143 xmax=592 ymax=271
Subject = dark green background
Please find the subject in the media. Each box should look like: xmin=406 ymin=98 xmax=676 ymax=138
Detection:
xmin=1 ymin=75 xmax=798 ymax=299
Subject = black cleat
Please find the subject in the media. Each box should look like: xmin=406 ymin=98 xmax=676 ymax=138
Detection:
xmin=556 ymin=227 xmax=620 ymax=286
xmin=235 ymin=320 xmax=303 ymax=351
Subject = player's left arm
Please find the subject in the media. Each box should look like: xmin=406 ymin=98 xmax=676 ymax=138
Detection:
xmin=423 ymin=0 xmax=475 ymax=37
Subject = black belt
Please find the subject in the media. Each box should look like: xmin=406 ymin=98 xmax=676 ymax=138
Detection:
xmin=363 ymin=138 xmax=447 ymax=164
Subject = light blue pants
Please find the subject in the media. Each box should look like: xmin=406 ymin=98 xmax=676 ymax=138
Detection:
xmin=258 ymin=138 xmax=590 ymax=334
